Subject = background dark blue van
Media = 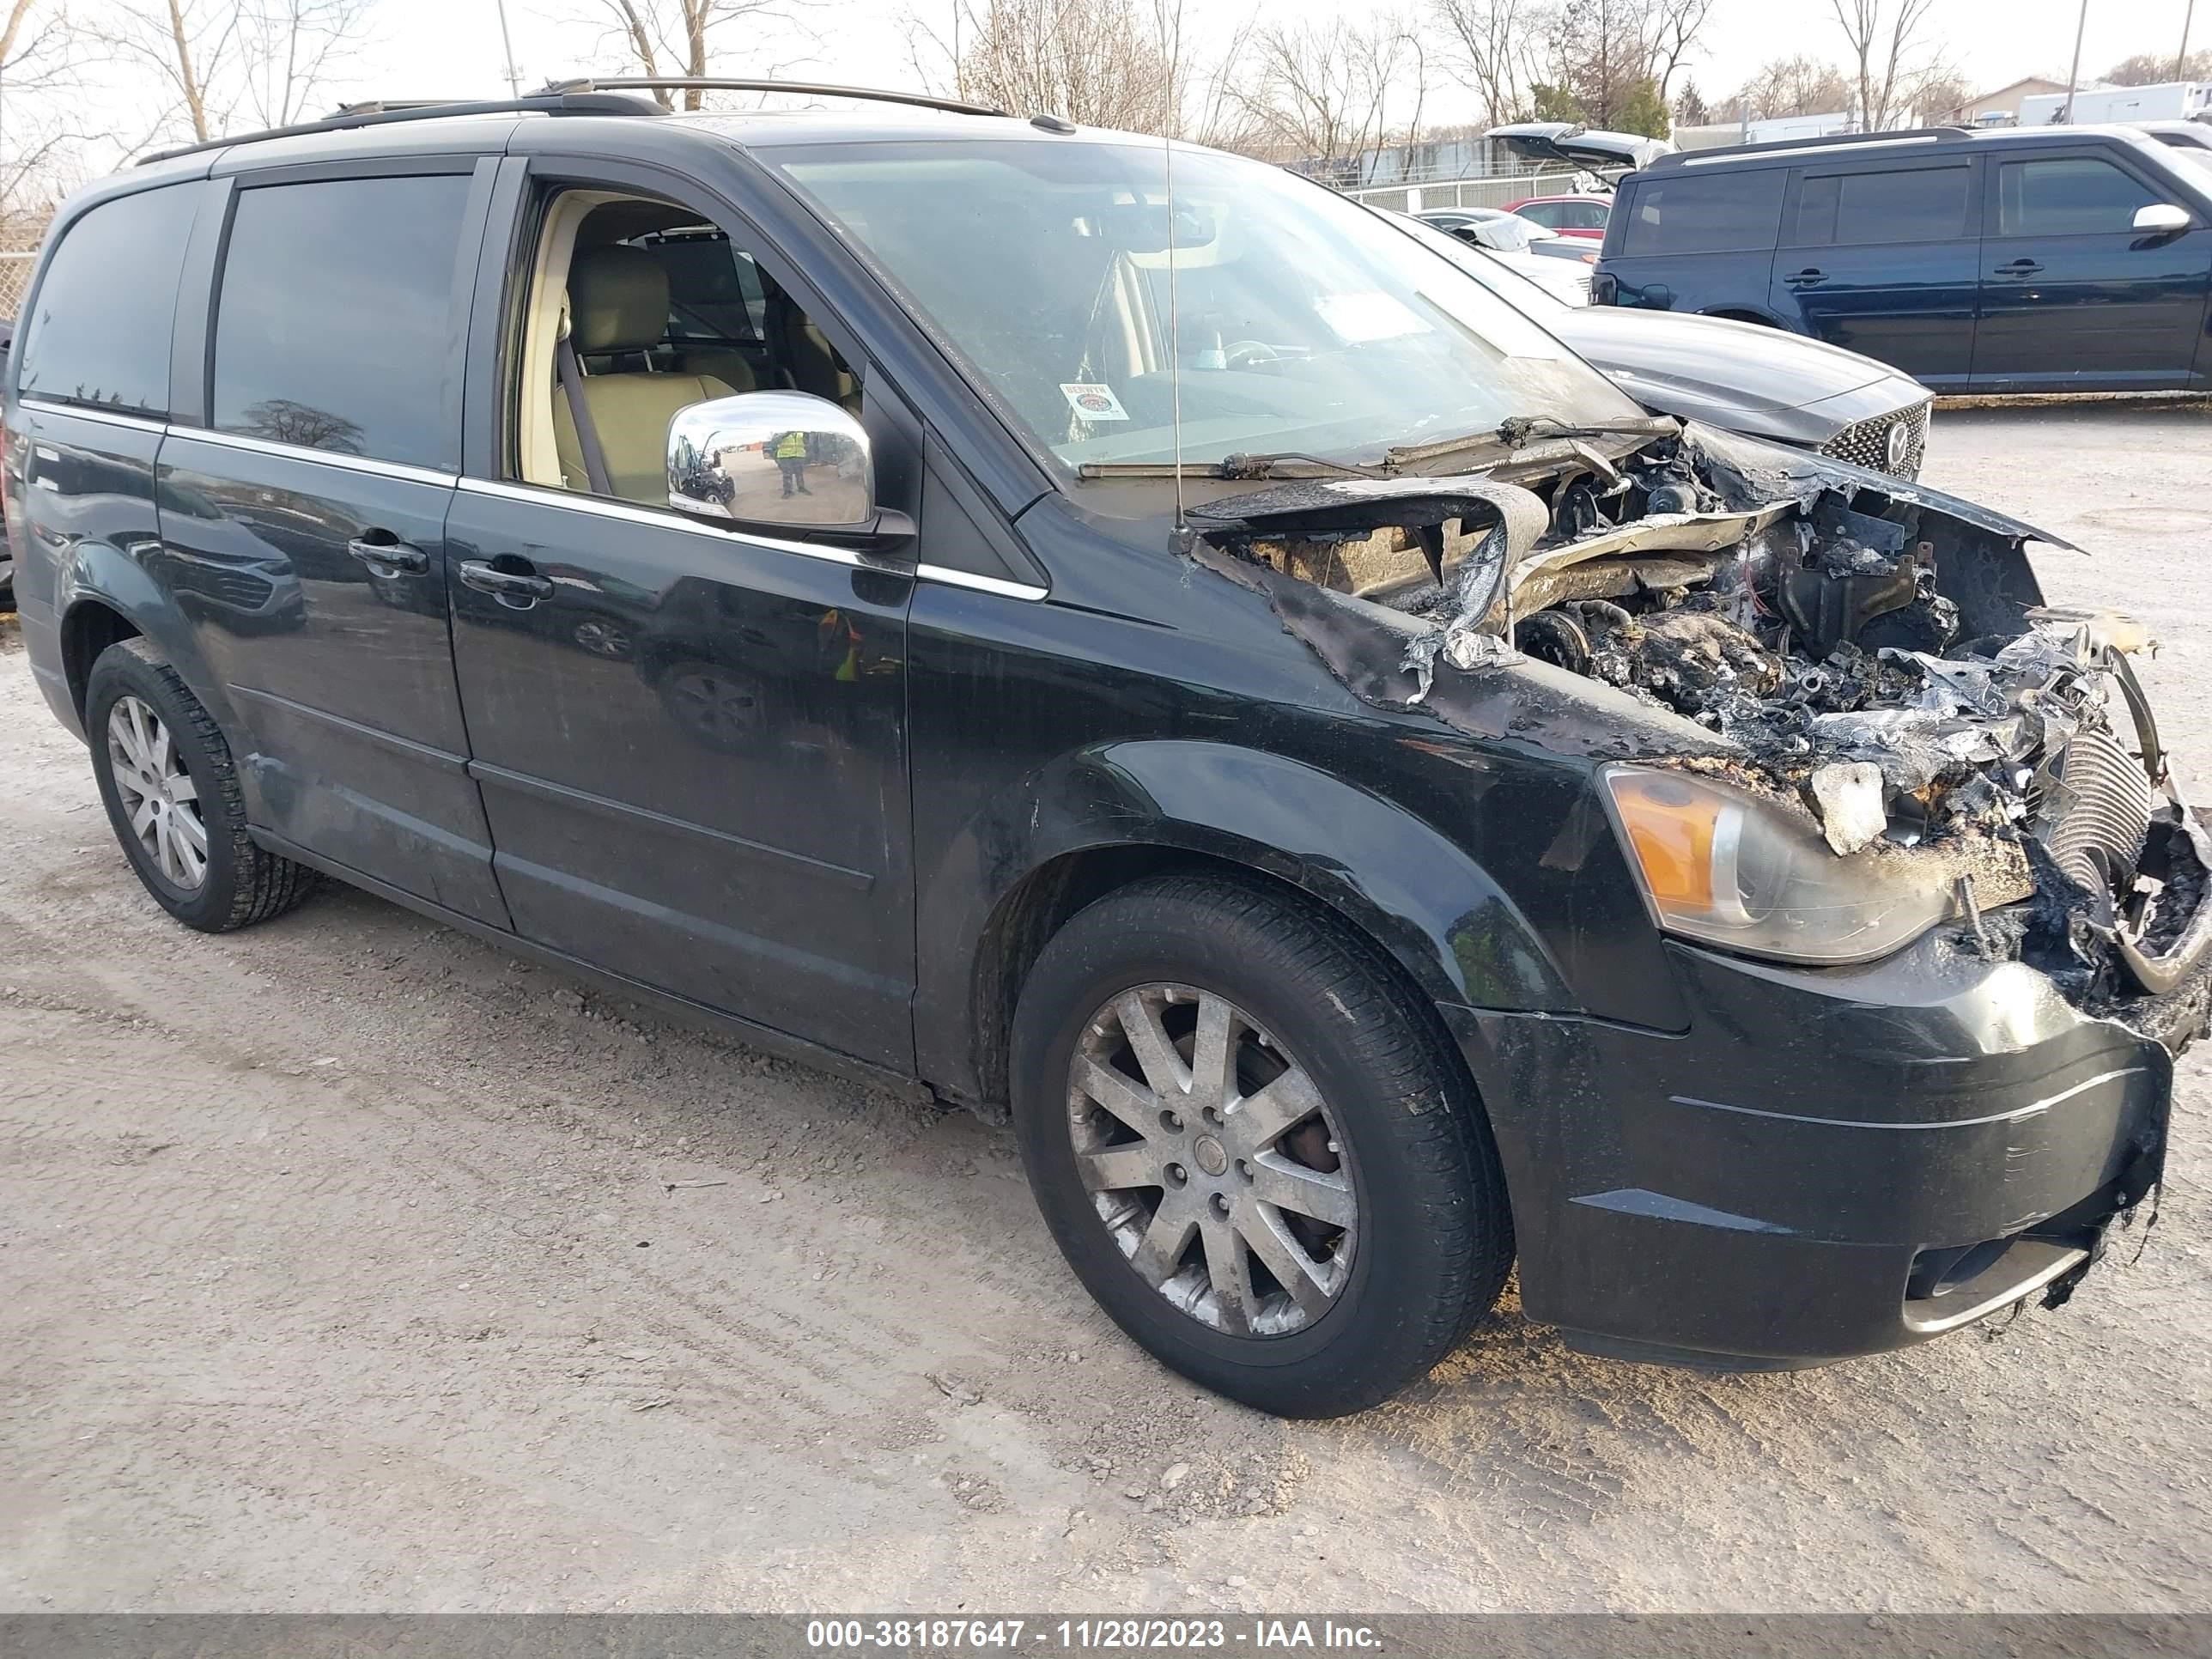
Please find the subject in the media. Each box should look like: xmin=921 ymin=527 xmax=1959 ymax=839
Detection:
xmin=1594 ymin=125 xmax=2212 ymax=393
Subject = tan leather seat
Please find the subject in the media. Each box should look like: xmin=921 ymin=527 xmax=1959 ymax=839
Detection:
xmin=763 ymin=279 xmax=861 ymax=413
xmin=676 ymin=347 xmax=759 ymax=392
xmin=555 ymin=246 xmax=733 ymax=501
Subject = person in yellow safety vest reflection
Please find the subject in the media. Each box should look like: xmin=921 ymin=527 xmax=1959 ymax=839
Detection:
xmin=774 ymin=429 xmax=811 ymax=498
xmin=817 ymin=608 xmax=862 ymax=683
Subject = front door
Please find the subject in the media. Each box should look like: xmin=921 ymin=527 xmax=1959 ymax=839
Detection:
xmin=1773 ymin=160 xmax=1982 ymax=387
xmin=157 ymin=164 xmax=509 ymax=925
xmin=446 ymin=171 xmax=915 ymax=1070
xmin=1971 ymin=150 xmax=2212 ymax=391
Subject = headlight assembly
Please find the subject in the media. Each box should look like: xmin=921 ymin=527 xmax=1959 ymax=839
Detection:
xmin=1600 ymin=763 xmax=1956 ymax=965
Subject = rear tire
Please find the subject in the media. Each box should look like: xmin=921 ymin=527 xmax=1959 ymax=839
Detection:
xmin=1012 ymin=872 xmax=1513 ymax=1417
xmin=86 ymin=639 xmax=318 ymax=933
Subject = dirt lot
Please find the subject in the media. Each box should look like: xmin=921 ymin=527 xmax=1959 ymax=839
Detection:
xmin=3 ymin=404 xmax=2210 ymax=1614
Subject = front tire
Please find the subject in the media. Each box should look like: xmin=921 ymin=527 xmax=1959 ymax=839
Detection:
xmin=1012 ymin=873 xmax=1512 ymax=1417
xmin=86 ymin=639 xmax=317 ymax=933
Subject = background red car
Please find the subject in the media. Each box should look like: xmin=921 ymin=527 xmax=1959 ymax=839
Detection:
xmin=1504 ymin=193 xmax=1612 ymax=239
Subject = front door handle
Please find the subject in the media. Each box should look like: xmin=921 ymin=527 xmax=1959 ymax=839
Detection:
xmin=1996 ymin=258 xmax=2044 ymax=277
xmin=457 ymin=558 xmax=554 ymax=604
xmin=347 ymin=531 xmax=428 ymax=574
xmin=1784 ymin=266 xmax=1826 ymax=289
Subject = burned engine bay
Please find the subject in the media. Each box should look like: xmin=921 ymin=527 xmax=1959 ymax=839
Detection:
xmin=1188 ymin=425 xmax=2212 ymax=1040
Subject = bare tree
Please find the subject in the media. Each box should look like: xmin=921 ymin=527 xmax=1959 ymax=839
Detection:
xmin=1431 ymin=0 xmax=1536 ymax=126
xmin=88 ymin=0 xmax=375 ymax=145
xmin=1912 ymin=64 xmax=1975 ymax=124
xmin=1527 ymin=0 xmax=1711 ymax=131
xmin=900 ymin=0 xmax=1194 ymax=134
xmin=1720 ymin=53 xmax=1854 ymax=121
xmin=581 ymin=0 xmax=791 ymax=109
xmin=1642 ymin=0 xmax=1712 ymax=103
xmin=2106 ymin=49 xmax=2212 ymax=86
xmin=1827 ymin=0 xmax=1939 ymax=131
xmin=1226 ymin=16 xmax=1419 ymax=182
xmin=1 ymin=0 xmax=82 ymax=210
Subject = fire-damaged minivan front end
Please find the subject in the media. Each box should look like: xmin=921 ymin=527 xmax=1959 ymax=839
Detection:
xmin=16 ymin=105 xmax=2200 ymax=1414
xmin=1182 ymin=423 xmax=2203 ymax=1368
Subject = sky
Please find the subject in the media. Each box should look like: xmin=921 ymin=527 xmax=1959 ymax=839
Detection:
xmin=25 ymin=0 xmax=2204 ymax=177
xmin=333 ymin=0 xmax=2204 ymax=124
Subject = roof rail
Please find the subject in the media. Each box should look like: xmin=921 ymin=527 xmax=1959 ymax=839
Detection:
xmin=536 ymin=76 xmax=1009 ymax=119
xmin=1649 ymin=125 xmax=1977 ymax=168
xmin=136 ymin=90 xmax=661 ymax=167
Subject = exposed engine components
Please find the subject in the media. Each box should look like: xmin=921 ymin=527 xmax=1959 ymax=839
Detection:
xmin=1187 ymin=425 xmax=2187 ymax=1016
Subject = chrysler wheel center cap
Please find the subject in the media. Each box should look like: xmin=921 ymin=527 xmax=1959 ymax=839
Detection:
xmin=1193 ymin=1135 xmax=1230 ymax=1178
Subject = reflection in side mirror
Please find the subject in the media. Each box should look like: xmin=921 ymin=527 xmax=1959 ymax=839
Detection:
xmin=2133 ymin=202 xmax=2192 ymax=235
xmin=667 ymin=390 xmax=873 ymax=531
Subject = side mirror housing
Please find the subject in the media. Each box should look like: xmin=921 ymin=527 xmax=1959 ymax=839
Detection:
xmin=2133 ymin=202 xmax=2192 ymax=236
xmin=668 ymin=390 xmax=874 ymax=532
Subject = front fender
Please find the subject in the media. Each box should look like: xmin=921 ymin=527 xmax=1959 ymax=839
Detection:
xmin=914 ymin=737 xmax=1576 ymax=1104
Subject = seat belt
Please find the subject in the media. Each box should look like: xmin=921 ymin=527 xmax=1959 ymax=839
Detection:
xmin=556 ymin=332 xmax=615 ymax=497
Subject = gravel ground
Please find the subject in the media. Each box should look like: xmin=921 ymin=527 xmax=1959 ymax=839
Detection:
xmin=3 ymin=404 xmax=2210 ymax=1614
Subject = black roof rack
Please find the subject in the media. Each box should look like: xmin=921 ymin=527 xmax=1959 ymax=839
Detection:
xmin=1647 ymin=125 xmax=1978 ymax=169
xmin=536 ymin=76 xmax=1009 ymax=119
xmin=136 ymin=90 xmax=661 ymax=167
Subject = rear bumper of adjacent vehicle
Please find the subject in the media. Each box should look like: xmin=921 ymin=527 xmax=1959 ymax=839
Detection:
xmin=1442 ymin=925 xmax=2202 ymax=1370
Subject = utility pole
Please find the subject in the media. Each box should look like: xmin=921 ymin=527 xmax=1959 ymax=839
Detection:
xmin=2181 ymin=0 xmax=2198 ymax=83
xmin=2060 ymin=0 xmax=2087 ymax=123
xmin=495 ymin=0 xmax=522 ymax=98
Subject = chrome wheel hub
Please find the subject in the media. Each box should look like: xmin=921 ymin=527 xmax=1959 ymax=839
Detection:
xmin=107 ymin=695 xmax=208 ymax=891
xmin=1067 ymin=983 xmax=1357 ymax=1337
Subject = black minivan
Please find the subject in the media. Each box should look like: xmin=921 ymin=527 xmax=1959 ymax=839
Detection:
xmin=7 ymin=84 xmax=2203 ymax=1416
xmin=1595 ymin=125 xmax=2212 ymax=392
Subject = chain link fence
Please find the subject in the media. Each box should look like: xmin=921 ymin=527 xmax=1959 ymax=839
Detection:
xmin=0 ymin=251 xmax=37 ymax=319
xmin=1340 ymin=168 xmax=1588 ymax=216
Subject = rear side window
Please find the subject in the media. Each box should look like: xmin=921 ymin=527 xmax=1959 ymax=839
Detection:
xmin=1620 ymin=172 xmax=1784 ymax=255
xmin=211 ymin=173 xmax=475 ymax=469
xmin=1793 ymin=165 xmax=1973 ymax=246
xmin=16 ymin=185 xmax=198 ymax=418
xmin=1996 ymin=157 xmax=2160 ymax=234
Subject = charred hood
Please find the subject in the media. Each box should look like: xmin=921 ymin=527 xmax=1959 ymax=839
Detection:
xmin=1187 ymin=423 xmax=2204 ymax=1030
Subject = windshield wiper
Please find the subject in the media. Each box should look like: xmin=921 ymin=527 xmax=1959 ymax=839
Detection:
xmin=1368 ymin=414 xmax=1678 ymax=477
xmin=1073 ymin=416 xmax=1678 ymax=483
xmin=1076 ymin=451 xmax=1382 ymax=482
xmin=1491 ymin=414 xmax=1679 ymax=450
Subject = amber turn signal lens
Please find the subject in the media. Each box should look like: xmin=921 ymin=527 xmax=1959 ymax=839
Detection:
xmin=1607 ymin=770 xmax=1719 ymax=911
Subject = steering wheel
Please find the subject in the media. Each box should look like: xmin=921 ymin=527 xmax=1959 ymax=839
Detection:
xmin=1224 ymin=339 xmax=1278 ymax=370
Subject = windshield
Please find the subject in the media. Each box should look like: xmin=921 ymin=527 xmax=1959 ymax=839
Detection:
xmin=2163 ymin=142 xmax=2212 ymax=184
xmin=768 ymin=138 xmax=1641 ymax=471
xmin=1392 ymin=214 xmax=1571 ymax=315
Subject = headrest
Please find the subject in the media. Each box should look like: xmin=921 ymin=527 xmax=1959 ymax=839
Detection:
xmin=568 ymin=246 xmax=669 ymax=355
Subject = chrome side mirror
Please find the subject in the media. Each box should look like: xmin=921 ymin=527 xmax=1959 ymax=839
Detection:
xmin=2133 ymin=202 xmax=2191 ymax=235
xmin=667 ymin=390 xmax=872 ymax=530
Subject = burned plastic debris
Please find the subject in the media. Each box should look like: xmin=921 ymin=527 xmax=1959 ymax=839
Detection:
xmin=1187 ymin=423 xmax=2203 ymax=1027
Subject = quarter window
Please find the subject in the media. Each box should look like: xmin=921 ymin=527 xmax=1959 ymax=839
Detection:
xmin=1997 ymin=157 xmax=2160 ymax=235
xmin=1620 ymin=172 xmax=1785 ymax=255
xmin=211 ymin=173 xmax=475 ymax=469
xmin=1794 ymin=165 xmax=1972 ymax=245
xmin=16 ymin=185 xmax=198 ymax=418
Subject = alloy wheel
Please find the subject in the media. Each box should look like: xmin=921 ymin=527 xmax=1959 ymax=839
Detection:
xmin=1067 ymin=982 xmax=1358 ymax=1337
xmin=667 ymin=668 xmax=762 ymax=746
xmin=107 ymin=695 xmax=209 ymax=890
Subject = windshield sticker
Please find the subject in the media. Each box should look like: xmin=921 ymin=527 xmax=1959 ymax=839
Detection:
xmin=1316 ymin=292 xmax=1425 ymax=344
xmin=1060 ymin=383 xmax=1131 ymax=422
